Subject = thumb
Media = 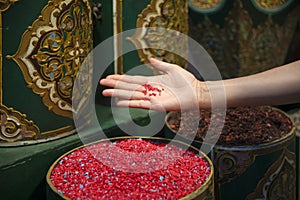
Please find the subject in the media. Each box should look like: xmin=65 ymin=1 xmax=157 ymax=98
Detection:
xmin=149 ymin=58 xmax=176 ymax=72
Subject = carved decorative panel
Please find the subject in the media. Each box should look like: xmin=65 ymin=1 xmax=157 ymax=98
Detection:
xmin=246 ymin=149 xmax=296 ymax=200
xmin=127 ymin=0 xmax=189 ymax=74
xmin=189 ymin=0 xmax=299 ymax=78
xmin=0 ymin=0 xmax=93 ymax=145
xmin=9 ymin=0 xmax=93 ymax=118
xmin=0 ymin=104 xmax=39 ymax=142
xmin=214 ymin=151 xmax=256 ymax=184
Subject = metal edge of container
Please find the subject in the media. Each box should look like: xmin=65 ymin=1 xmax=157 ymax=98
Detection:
xmin=250 ymin=0 xmax=294 ymax=14
xmin=46 ymin=136 xmax=215 ymax=200
xmin=188 ymin=0 xmax=226 ymax=14
xmin=287 ymin=108 xmax=300 ymax=200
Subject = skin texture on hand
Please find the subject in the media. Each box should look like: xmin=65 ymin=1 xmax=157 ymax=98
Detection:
xmin=100 ymin=58 xmax=300 ymax=111
xmin=100 ymin=58 xmax=203 ymax=111
xmin=221 ymin=60 xmax=300 ymax=107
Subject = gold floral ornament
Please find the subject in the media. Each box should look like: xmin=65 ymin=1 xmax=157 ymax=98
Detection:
xmin=8 ymin=0 xmax=93 ymax=118
xmin=0 ymin=104 xmax=39 ymax=143
xmin=246 ymin=149 xmax=296 ymax=200
xmin=0 ymin=0 xmax=18 ymax=12
xmin=128 ymin=0 xmax=189 ymax=74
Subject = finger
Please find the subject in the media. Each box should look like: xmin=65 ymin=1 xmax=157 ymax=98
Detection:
xmin=100 ymin=78 xmax=144 ymax=92
xmin=104 ymin=74 xmax=123 ymax=80
xmin=102 ymin=89 xmax=145 ymax=100
xmin=117 ymin=100 xmax=167 ymax=112
xmin=116 ymin=100 xmax=151 ymax=110
xmin=105 ymin=74 xmax=151 ymax=85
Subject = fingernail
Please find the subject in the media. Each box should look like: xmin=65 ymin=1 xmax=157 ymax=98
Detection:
xmin=149 ymin=58 xmax=156 ymax=62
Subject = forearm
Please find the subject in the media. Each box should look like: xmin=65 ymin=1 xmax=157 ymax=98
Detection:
xmin=201 ymin=60 xmax=300 ymax=108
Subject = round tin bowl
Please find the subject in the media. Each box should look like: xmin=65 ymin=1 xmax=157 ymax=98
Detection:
xmin=188 ymin=0 xmax=226 ymax=14
xmin=250 ymin=0 xmax=294 ymax=15
xmin=46 ymin=136 xmax=215 ymax=200
xmin=164 ymin=107 xmax=296 ymax=199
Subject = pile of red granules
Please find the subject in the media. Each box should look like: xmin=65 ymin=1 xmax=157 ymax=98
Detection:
xmin=50 ymin=138 xmax=211 ymax=199
xmin=142 ymin=84 xmax=164 ymax=97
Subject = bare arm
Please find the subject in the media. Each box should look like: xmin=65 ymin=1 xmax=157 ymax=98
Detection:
xmin=202 ymin=60 xmax=300 ymax=108
xmin=100 ymin=59 xmax=300 ymax=111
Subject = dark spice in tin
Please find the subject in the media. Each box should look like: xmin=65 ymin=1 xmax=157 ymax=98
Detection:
xmin=167 ymin=106 xmax=293 ymax=146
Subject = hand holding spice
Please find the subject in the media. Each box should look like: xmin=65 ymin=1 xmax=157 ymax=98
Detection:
xmin=100 ymin=58 xmax=204 ymax=111
xmin=100 ymin=59 xmax=300 ymax=111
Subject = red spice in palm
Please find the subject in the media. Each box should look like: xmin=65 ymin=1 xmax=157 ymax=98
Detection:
xmin=142 ymin=84 xmax=163 ymax=98
xmin=50 ymin=139 xmax=211 ymax=199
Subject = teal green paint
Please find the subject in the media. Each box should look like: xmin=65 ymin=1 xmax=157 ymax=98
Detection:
xmin=122 ymin=0 xmax=153 ymax=74
xmin=1 ymin=0 xmax=74 ymax=132
xmin=0 ymin=105 xmax=154 ymax=200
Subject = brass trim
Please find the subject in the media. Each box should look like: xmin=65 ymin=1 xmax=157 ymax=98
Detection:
xmin=0 ymin=126 xmax=76 ymax=147
xmin=0 ymin=0 xmax=18 ymax=12
xmin=113 ymin=0 xmax=123 ymax=74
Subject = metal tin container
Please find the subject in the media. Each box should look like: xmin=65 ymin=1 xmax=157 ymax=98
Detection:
xmin=287 ymin=108 xmax=300 ymax=200
xmin=164 ymin=107 xmax=296 ymax=199
xmin=188 ymin=0 xmax=300 ymax=78
xmin=0 ymin=0 xmax=94 ymax=146
xmin=46 ymin=136 xmax=215 ymax=200
xmin=0 ymin=0 xmax=189 ymax=146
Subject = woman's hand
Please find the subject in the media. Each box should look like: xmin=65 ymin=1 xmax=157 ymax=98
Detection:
xmin=100 ymin=58 xmax=207 ymax=111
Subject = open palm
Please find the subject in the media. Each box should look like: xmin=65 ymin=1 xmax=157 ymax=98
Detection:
xmin=100 ymin=58 xmax=202 ymax=111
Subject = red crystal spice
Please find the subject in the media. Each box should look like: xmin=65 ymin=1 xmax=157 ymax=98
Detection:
xmin=50 ymin=139 xmax=211 ymax=200
xmin=142 ymin=84 xmax=164 ymax=100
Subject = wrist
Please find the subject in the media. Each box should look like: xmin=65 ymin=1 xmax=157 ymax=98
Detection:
xmin=197 ymin=81 xmax=211 ymax=109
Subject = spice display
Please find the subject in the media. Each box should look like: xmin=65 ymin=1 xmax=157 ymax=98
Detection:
xmin=189 ymin=0 xmax=222 ymax=9
xmin=50 ymin=138 xmax=211 ymax=199
xmin=167 ymin=106 xmax=293 ymax=146
xmin=255 ymin=0 xmax=289 ymax=8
